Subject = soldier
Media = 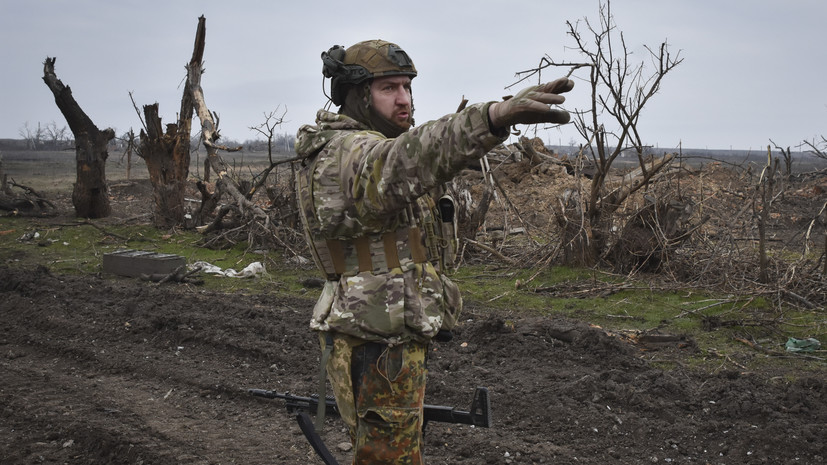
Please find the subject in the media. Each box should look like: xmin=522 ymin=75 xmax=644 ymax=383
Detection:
xmin=295 ymin=39 xmax=573 ymax=464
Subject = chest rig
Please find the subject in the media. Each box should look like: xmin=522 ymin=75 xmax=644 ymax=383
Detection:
xmin=297 ymin=161 xmax=458 ymax=281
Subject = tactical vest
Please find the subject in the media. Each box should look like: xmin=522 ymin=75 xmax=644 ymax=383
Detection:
xmin=297 ymin=159 xmax=458 ymax=281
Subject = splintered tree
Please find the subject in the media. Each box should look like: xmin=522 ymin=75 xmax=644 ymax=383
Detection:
xmin=185 ymin=16 xmax=299 ymax=253
xmin=515 ymin=0 xmax=688 ymax=269
xmin=133 ymin=73 xmax=195 ymax=228
xmin=42 ymin=57 xmax=115 ymax=218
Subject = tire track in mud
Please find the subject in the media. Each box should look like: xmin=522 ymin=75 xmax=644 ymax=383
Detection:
xmin=1 ymin=347 xmax=182 ymax=464
xmin=1 ymin=341 xmax=321 ymax=464
xmin=2 ymin=265 xmax=825 ymax=464
xmin=0 ymin=267 xmax=335 ymax=464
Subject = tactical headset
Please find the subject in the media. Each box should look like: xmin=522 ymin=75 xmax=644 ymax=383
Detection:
xmin=321 ymin=40 xmax=417 ymax=106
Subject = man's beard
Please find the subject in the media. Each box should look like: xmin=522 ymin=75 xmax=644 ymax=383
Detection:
xmin=340 ymin=83 xmax=415 ymax=138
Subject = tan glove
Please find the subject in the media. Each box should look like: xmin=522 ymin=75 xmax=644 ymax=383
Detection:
xmin=488 ymin=77 xmax=574 ymax=130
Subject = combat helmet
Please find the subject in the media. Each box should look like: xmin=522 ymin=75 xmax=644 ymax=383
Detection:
xmin=322 ymin=39 xmax=417 ymax=106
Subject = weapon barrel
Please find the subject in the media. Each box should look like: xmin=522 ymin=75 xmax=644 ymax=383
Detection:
xmin=248 ymin=388 xmax=282 ymax=399
xmin=249 ymin=389 xmax=340 ymax=416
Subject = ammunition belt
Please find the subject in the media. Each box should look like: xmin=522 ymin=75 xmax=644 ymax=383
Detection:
xmin=313 ymin=226 xmax=432 ymax=280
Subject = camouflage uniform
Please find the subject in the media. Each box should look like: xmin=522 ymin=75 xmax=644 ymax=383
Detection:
xmin=296 ymin=102 xmax=507 ymax=463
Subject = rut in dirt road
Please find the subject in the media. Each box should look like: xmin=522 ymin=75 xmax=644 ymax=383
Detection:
xmin=1 ymin=265 xmax=824 ymax=464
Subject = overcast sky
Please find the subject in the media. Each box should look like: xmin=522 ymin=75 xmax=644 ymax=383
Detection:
xmin=1 ymin=0 xmax=825 ymax=151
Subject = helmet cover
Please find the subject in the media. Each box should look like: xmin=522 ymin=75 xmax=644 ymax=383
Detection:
xmin=322 ymin=39 xmax=417 ymax=105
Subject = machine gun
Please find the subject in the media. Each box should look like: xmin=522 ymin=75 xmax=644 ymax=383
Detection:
xmin=249 ymin=386 xmax=491 ymax=464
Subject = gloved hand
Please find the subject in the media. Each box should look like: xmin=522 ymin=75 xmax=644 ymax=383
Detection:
xmin=488 ymin=77 xmax=574 ymax=130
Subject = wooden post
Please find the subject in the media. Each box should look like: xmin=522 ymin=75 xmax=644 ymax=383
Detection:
xmin=757 ymin=146 xmax=777 ymax=284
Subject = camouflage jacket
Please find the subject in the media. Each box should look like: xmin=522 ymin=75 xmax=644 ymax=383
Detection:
xmin=295 ymin=102 xmax=507 ymax=344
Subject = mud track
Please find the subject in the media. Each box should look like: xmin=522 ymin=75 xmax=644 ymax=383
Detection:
xmin=1 ymin=265 xmax=824 ymax=464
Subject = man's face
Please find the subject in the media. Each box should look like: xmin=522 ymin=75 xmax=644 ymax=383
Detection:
xmin=369 ymin=75 xmax=413 ymax=131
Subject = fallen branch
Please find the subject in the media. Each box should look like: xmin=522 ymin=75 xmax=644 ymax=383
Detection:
xmin=734 ymin=337 xmax=775 ymax=354
xmin=0 ymin=179 xmax=58 ymax=215
xmin=674 ymin=299 xmax=741 ymax=319
xmin=783 ymin=289 xmax=819 ymax=310
xmin=82 ymin=219 xmax=129 ymax=241
xmin=531 ymin=281 xmax=635 ymax=298
xmin=464 ymin=238 xmax=517 ymax=265
xmin=706 ymin=348 xmax=747 ymax=370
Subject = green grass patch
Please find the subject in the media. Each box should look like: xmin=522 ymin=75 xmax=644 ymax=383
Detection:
xmin=0 ymin=215 xmax=321 ymax=297
xmin=2 ymin=214 xmax=823 ymax=377
xmin=447 ymin=262 xmax=825 ymax=376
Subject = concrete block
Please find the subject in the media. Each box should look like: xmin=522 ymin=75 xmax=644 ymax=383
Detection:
xmin=103 ymin=249 xmax=186 ymax=277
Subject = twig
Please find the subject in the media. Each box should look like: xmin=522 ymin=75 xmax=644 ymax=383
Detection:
xmin=706 ymin=348 xmax=747 ymax=370
xmin=734 ymin=337 xmax=774 ymax=354
xmin=464 ymin=238 xmax=517 ymax=265
xmin=674 ymin=299 xmax=740 ymax=319
xmin=783 ymin=290 xmax=819 ymax=310
xmin=487 ymin=163 xmax=535 ymax=244
xmin=82 ymin=219 xmax=129 ymax=241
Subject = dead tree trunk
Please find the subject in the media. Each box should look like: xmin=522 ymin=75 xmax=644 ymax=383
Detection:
xmin=121 ymin=129 xmax=136 ymax=181
xmin=137 ymin=104 xmax=192 ymax=228
xmin=42 ymin=57 xmax=114 ymax=218
xmin=556 ymin=188 xmax=600 ymax=267
xmin=756 ymin=149 xmax=779 ymax=284
xmin=770 ymin=140 xmax=793 ymax=181
xmin=135 ymin=45 xmax=196 ymax=228
xmin=1 ymin=160 xmax=10 ymax=196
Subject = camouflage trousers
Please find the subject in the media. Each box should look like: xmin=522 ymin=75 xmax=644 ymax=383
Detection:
xmin=322 ymin=333 xmax=427 ymax=465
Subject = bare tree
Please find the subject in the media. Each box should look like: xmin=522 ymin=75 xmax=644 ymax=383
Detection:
xmin=770 ymin=139 xmax=794 ymax=180
xmin=18 ymin=122 xmax=44 ymax=150
xmin=42 ymin=57 xmax=114 ymax=218
xmin=249 ymin=108 xmax=287 ymax=161
xmin=118 ymin=129 xmax=137 ymax=180
xmin=247 ymin=108 xmax=300 ymax=226
xmin=512 ymin=0 xmax=685 ymax=268
xmin=44 ymin=121 xmax=70 ymax=150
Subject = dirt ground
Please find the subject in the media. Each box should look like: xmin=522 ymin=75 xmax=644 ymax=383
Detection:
xmin=1 ymin=176 xmax=826 ymax=465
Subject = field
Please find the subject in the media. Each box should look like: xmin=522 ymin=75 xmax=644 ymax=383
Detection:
xmin=1 ymin=148 xmax=826 ymax=464
xmin=0 ymin=149 xmax=280 ymax=193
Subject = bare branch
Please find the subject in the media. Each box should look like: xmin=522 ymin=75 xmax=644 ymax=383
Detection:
xmin=129 ymin=91 xmax=147 ymax=134
xmin=801 ymin=136 xmax=827 ymax=160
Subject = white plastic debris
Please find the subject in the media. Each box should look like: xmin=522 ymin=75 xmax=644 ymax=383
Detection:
xmin=18 ymin=231 xmax=40 ymax=241
xmin=189 ymin=261 xmax=265 ymax=278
